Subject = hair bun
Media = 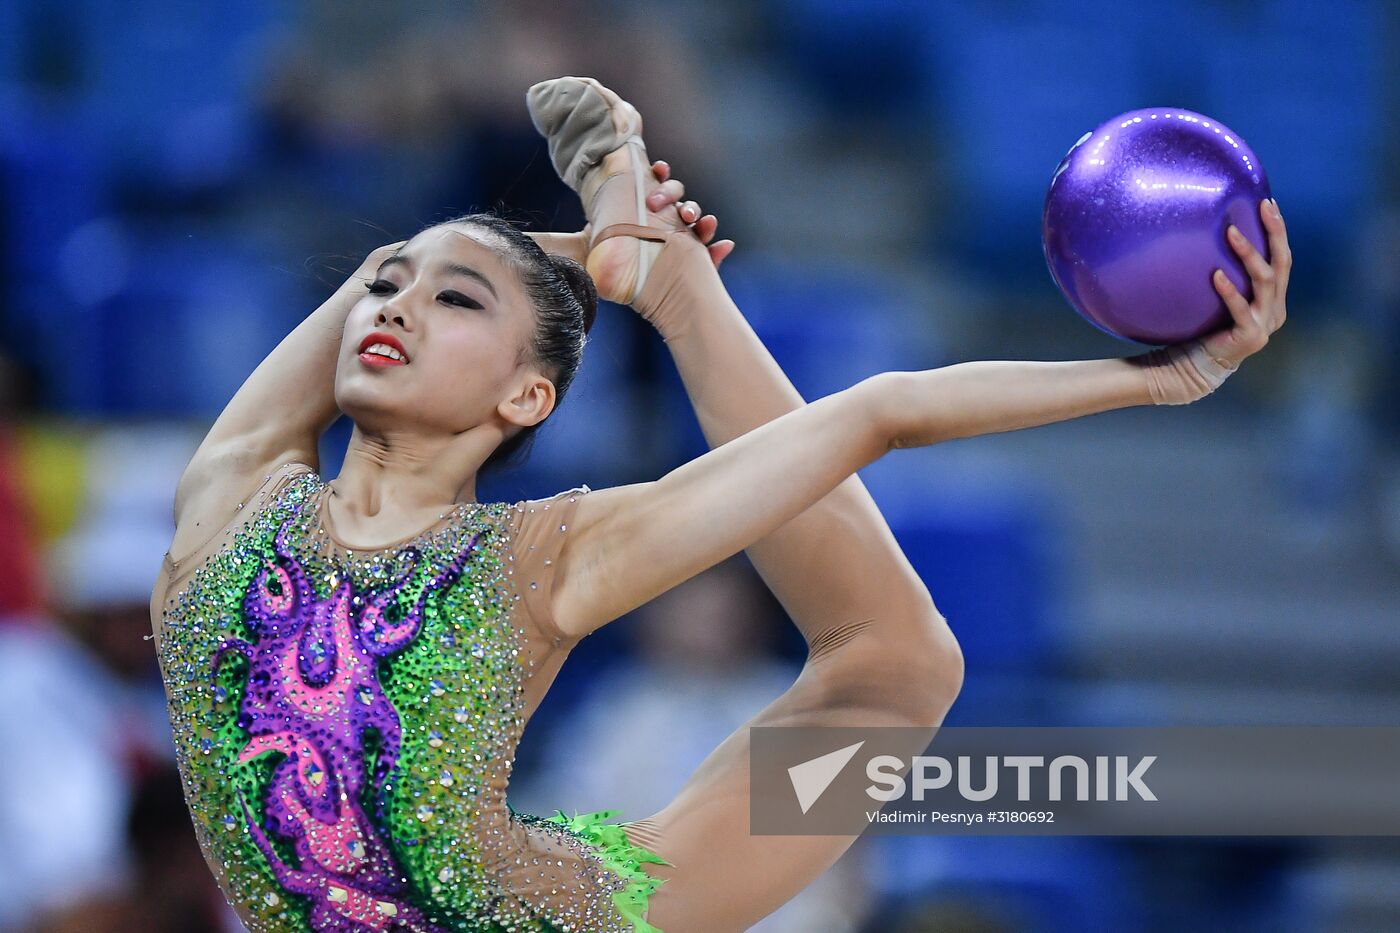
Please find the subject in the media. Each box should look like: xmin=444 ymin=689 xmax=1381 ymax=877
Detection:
xmin=548 ymin=255 xmax=598 ymax=334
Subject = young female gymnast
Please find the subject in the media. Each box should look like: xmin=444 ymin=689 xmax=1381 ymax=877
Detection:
xmin=151 ymin=77 xmax=1290 ymax=933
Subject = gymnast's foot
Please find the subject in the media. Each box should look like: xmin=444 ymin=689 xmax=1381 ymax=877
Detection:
xmin=526 ymin=76 xmax=732 ymax=308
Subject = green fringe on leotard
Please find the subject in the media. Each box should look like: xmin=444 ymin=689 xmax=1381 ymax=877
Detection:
xmin=544 ymin=809 xmax=672 ymax=933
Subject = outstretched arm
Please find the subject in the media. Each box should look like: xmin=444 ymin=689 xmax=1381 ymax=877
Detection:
xmin=552 ymin=198 xmax=1290 ymax=638
xmin=553 ymin=357 xmax=1145 ymax=637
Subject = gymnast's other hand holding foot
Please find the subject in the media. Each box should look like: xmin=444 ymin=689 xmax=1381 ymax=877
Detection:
xmin=526 ymin=76 xmax=734 ymax=337
xmin=524 ymin=159 xmax=732 ymax=298
xmin=1138 ymin=197 xmax=1291 ymax=405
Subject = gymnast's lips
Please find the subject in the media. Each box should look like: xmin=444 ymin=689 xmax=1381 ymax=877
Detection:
xmin=358 ymin=332 xmax=410 ymax=367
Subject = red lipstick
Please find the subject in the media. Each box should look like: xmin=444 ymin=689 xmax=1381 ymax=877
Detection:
xmin=358 ymin=332 xmax=410 ymax=367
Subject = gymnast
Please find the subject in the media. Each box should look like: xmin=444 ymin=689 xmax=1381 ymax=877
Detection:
xmin=150 ymin=77 xmax=1290 ymax=932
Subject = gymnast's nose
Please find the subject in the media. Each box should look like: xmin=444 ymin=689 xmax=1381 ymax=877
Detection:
xmin=375 ymin=296 xmax=415 ymax=331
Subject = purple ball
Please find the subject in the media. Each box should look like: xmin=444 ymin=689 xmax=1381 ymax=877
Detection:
xmin=1042 ymin=107 xmax=1272 ymax=345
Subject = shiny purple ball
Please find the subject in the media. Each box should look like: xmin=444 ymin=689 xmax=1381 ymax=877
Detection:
xmin=1042 ymin=107 xmax=1272 ymax=345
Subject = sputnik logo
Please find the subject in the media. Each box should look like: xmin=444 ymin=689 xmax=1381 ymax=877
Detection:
xmin=788 ymin=741 xmax=865 ymax=814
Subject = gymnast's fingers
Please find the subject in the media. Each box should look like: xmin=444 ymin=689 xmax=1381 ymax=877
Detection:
xmin=368 ymin=239 xmax=409 ymax=262
xmin=1261 ymin=198 xmax=1292 ymax=295
xmin=1226 ymin=223 xmax=1275 ymax=298
xmin=693 ymin=214 xmax=719 ymax=245
xmin=1212 ymin=267 xmax=1270 ymax=361
xmin=652 ymin=160 xmax=670 ymax=182
xmin=647 ymin=178 xmax=685 ymax=211
xmin=709 ymin=239 xmax=735 ymax=269
xmin=1212 ymin=267 xmax=1256 ymax=332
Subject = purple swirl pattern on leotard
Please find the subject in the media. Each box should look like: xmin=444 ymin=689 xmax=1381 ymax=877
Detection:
xmin=212 ymin=516 xmax=479 ymax=932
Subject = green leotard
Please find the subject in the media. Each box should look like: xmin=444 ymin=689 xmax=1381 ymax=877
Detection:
xmin=152 ymin=464 xmax=669 ymax=933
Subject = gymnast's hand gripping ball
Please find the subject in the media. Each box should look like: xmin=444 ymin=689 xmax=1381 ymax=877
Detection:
xmin=1042 ymin=107 xmax=1273 ymax=345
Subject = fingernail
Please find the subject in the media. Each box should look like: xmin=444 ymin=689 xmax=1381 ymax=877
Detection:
xmin=1228 ymin=225 xmax=1242 ymax=240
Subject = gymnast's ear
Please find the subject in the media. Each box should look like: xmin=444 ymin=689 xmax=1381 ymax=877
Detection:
xmin=498 ymin=371 xmax=556 ymax=429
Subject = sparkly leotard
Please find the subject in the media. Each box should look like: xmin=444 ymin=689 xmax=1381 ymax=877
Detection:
xmin=151 ymin=464 xmax=669 ymax=933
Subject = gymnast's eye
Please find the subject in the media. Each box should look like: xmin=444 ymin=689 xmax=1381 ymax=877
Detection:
xmin=439 ymin=290 xmax=483 ymax=310
xmin=365 ymin=279 xmax=396 ymax=296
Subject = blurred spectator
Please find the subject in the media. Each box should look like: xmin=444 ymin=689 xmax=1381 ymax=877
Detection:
xmin=25 ymin=767 xmax=235 ymax=933
xmin=0 ymin=621 xmax=133 ymax=928
xmin=0 ymin=424 xmax=198 ymax=929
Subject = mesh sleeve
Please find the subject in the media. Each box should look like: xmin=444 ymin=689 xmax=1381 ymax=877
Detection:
xmin=507 ymin=484 xmax=592 ymax=646
xmin=154 ymin=461 xmax=316 ymax=604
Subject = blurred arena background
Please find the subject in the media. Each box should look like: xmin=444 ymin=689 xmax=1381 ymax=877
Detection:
xmin=1 ymin=1 xmax=1398 ymax=930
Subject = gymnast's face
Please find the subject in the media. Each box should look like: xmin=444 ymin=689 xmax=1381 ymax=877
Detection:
xmin=334 ymin=224 xmax=556 ymax=443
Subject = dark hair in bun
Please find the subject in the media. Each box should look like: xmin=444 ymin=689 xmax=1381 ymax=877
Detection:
xmin=547 ymin=254 xmax=599 ymax=335
xmin=420 ymin=212 xmax=598 ymax=471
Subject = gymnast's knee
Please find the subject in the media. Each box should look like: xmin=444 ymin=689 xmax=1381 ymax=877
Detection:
xmin=898 ymin=608 xmax=963 ymax=725
xmin=809 ymin=605 xmax=963 ymax=725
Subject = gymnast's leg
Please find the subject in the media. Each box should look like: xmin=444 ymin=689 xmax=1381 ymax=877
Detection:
xmin=615 ymin=214 xmax=961 ymax=933
xmin=526 ymin=78 xmax=964 ymax=932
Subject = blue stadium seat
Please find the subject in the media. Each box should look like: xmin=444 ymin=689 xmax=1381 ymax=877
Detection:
xmin=57 ymin=0 xmax=280 ymax=183
xmin=0 ymin=99 xmax=113 ymax=285
xmin=768 ymin=0 xmax=933 ymax=115
xmin=56 ymin=224 xmax=302 ymax=415
xmin=1197 ymin=0 xmax=1381 ymax=302
xmin=0 ymin=99 xmax=115 ymax=408
xmin=912 ymin=0 xmax=1152 ymax=282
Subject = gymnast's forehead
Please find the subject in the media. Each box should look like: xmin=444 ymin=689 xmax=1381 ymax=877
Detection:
xmin=383 ymin=224 xmax=530 ymax=310
xmin=399 ymin=223 xmax=510 ymax=268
